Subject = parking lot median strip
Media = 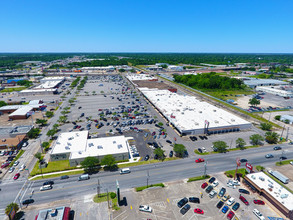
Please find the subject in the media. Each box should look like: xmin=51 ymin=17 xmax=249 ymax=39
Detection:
xmin=187 ymin=175 xmax=210 ymax=182
xmin=135 ymin=183 xmax=165 ymax=192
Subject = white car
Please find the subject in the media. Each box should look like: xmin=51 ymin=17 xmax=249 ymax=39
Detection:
xmin=290 ymin=161 xmax=293 ymax=166
xmin=0 ymin=151 xmax=5 ymax=156
xmin=202 ymin=147 xmax=207 ymax=153
xmin=40 ymin=185 xmax=53 ymax=191
xmin=253 ymin=209 xmax=265 ymax=220
xmin=139 ymin=205 xmax=152 ymax=213
xmin=227 ymin=197 xmax=235 ymax=206
xmin=20 ymin=164 xmax=26 ymax=171
xmin=209 ymin=190 xmax=217 ymax=198
xmin=212 ymin=181 xmax=219 ymax=187
xmin=8 ymin=167 xmax=15 ymax=173
xmin=14 ymin=161 xmax=19 ymax=167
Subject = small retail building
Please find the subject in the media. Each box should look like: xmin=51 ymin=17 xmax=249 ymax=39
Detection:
xmin=50 ymin=131 xmax=130 ymax=167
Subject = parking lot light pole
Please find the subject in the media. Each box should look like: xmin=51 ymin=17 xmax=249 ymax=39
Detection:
xmin=203 ymin=161 xmax=207 ymax=177
xmin=146 ymin=170 xmax=149 ymax=188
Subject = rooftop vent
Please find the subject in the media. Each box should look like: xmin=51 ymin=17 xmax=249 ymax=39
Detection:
xmin=199 ymin=111 xmax=202 ymax=113
xmin=78 ymin=151 xmax=82 ymax=154
xmin=113 ymin=141 xmax=116 ymax=144
xmin=215 ymin=120 xmax=219 ymax=124
xmin=98 ymin=145 xmax=103 ymax=149
xmin=213 ymin=109 xmax=216 ymax=112
xmin=117 ymin=144 xmax=122 ymax=149
xmin=231 ymin=119 xmax=235 ymax=122
xmin=67 ymin=142 xmax=71 ymax=146
xmin=65 ymin=146 xmax=70 ymax=150
xmin=56 ymin=142 xmax=60 ymax=145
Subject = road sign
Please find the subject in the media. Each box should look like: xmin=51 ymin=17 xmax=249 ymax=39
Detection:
xmin=245 ymin=163 xmax=253 ymax=173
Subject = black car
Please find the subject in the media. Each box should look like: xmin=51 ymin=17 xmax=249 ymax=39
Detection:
xmin=184 ymin=150 xmax=189 ymax=157
xmin=144 ymin=155 xmax=150 ymax=161
xmin=60 ymin=175 xmax=69 ymax=180
xmin=205 ymin=185 xmax=213 ymax=193
xmin=166 ymin=140 xmax=172 ymax=144
xmin=80 ymin=113 xmax=84 ymax=117
xmin=189 ymin=197 xmax=200 ymax=203
xmin=199 ymin=136 xmax=204 ymax=140
xmin=180 ymin=204 xmax=191 ymax=215
xmin=216 ymin=200 xmax=224 ymax=209
xmin=177 ymin=197 xmax=188 ymax=208
xmin=22 ymin=199 xmax=34 ymax=205
xmin=280 ymin=156 xmax=287 ymax=160
xmin=169 ymin=151 xmax=173 ymax=157
xmin=274 ymin=146 xmax=282 ymax=150
xmin=218 ymin=187 xmax=226 ymax=197
xmin=78 ymin=106 xmax=82 ymax=109
xmin=43 ymin=181 xmax=54 ymax=186
xmin=239 ymin=189 xmax=250 ymax=195
xmin=197 ymin=148 xmax=203 ymax=153
xmin=232 ymin=202 xmax=240 ymax=211
xmin=208 ymin=177 xmax=216 ymax=183
xmin=154 ymin=154 xmax=159 ymax=160
xmin=240 ymin=159 xmax=248 ymax=163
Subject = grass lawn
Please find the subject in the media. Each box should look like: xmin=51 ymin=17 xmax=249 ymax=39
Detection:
xmin=187 ymin=175 xmax=210 ymax=182
xmin=30 ymin=160 xmax=77 ymax=176
xmin=205 ymin=89 xmax=254 ymax=101
xmin=1 ymin=87 xmax=26 ymax=92
xmin=276 ymin=159 xmax=293 ymax=166
xmin=30 ymin=170 xmax=84 ymax=180
xmin=118 ymin=157 xmax=179 ymax=169
xmin=8 ymin=150 xmax=25 ymax=167
xmin=135 ymin=183 xmax=165 ymax=192
xmin=224 ymin=168 xmax=247 ymax=178
xmin=93 ymin=192 xmax=120 ymax=211
xmin=194 ymin=149 xmax=210 ymax=155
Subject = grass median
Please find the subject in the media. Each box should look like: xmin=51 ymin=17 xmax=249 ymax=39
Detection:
xmin=276 ymin=159 xmax=293 ymax=166
xmin=30 ymin=170 xmax=84 ymax=180
xmin=93 ymin=192 xmax=120 ymax=210
xmin=8 ymin=150 xmax=25 ymax=167
xmin=135 ymin=183 xmax=165 ymax=192
xmin=187 ymin=175 xmax=210 ymax=182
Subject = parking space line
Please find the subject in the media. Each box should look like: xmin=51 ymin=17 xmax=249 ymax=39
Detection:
xmin=130 ymin=205 xmax=132 ymax=210
xmin=167 ymin=198 xmax=170 ymax=203
xmin=113 ymin=210 xmax=126 ymax=220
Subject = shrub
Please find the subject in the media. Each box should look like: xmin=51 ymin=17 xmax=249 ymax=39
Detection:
xmin=110 ymin=192 xmax=116 ymax=199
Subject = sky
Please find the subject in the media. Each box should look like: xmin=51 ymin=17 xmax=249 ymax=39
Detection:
xmin=1 ymin=0 xmax=293 ymax=53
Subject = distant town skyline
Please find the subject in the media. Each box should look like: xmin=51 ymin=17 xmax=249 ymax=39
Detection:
xmin=1 ymin=0 xmax=292 ymax=53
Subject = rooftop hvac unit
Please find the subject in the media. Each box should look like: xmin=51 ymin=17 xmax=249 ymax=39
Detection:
xmin=56 ymin=142 xmax=60 ymax=144
xmin=78 ymin=151 xmax=82 ymax=154
xmin=68 ymin=142 xmax=72 ymax=146
xmin=231 ymin=119 xmax=235 ymax=122
xmin=65 ymin=146 xmax=70 ymax=150
xmin=194 ymin=122 xmax=199 ymax=125
xmin=113 ymin=141 xmax=116 ymax=144
xmin=199 ymin=111 xmax=202 ymax=113
xmin=215 ymin=120 xmax=219 ymax=123
xmin=76 ymin=133 xmax=79 ymax=136
xmin=97 ymin=145 xmax=103 ymax=149
xmin=213 ymin=109 xmax=216 ymax=112
xmin=117 ymin=144 xmax=122 ymax=149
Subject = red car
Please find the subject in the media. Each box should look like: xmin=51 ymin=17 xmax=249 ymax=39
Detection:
xmin=201 ymin=182 xmax=208 ymax=189
xmin=239 ymin=195 xmax=249 ymax=205
xmin=227 ymin=211 xmax=235 ymax=220
xmin=13 ymin=173 xmax=20 ymax=180
xmin=195 ymin=158 xmax=205 ymax=163
xmin=253 ymin=200 xmax=265 ymax=205
xmin=1 ymin=162 xmax=10 ymax=169
xmin=194 ymin=208 xmax=204 ymax=214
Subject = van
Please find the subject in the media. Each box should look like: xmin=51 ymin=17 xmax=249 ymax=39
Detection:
xmin=40 ymin=185 xmax=53 ymax=191
xmin=78 ymin=174 xmax=89 ymax=181
xmin=120 ymin=168 xmax=131 ymax=174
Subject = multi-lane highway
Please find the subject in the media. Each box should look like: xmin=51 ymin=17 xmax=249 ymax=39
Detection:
xmin=0 ymin=143 xmax=292 ymax=213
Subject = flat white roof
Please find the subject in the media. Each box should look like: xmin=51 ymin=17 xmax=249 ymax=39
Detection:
xmin=139 ymin=88 xmax=251 ymax=132
xmin=41 ymin=77 xmax=65 ymax=81
xmin=126 ymin=74 xmax=157 ymax=81
xmin=247 ymin=172 xmax=293 ymax=210
xmin=0 ymin=104 xmax=42 ymax=111
xmin=9 ymin=106 xmax=33 ymax=116
xmin=20 ymin=88 xmax=57 ymax=93
xmin=35 ymin=80 xmax=62 ymax=89
xmin=51 ymin=131 xmax=129 ymax=159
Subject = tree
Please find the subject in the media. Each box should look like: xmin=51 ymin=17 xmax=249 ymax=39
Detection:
xmin=5 ymin=203 xmax=19 ymax=216
xmin=260 ymin=122 xmax=272 ymax=131
xmin=27 ymin=128 xmax=40 ymax=139
xmin=101 ymin=155 xmax=117 ymax=170
xmin=36 ymin=119 xmax=47 ymax=126
xmin=42 ymin=142 xmax=50 ymax=151
xmin=53 ymin=123 xmax=59 ymax=130
xmin=248 ymin=98 xmax=260 ymax=107
xmin=0 ymin=101 xmax=7 ymax=107
xmin=58 ymin=116 xmax=67 ymax=123
xmin=81 ymin=156 xmax=100 ymax=173
xmin=45 ymin=111 xmax=54 ymax=118
xmin=158 ymin=122 xmax=163 ymax=127
xmin=173 ymin=144 xmax=186 ymax=158
xmin=47 ymin=129 xmax=57 ymax=139
xmin=265 ymin=131 xmax=279 ymax=144
xmin=160 ymin=64 xmax=168 ymax=69
xmin=250 ymin=134 xmax=264 ymax=145
xmin=236 ymin=138 xmax=246 ymax=148
xmin=154 ymin=148 xmax=165 ymax=160
xmin=212 ymin=141 xmax=228 ymax=153
xmin=34 ymin=152 xmax=42 ymax=162
xmin=119 ymin=68 xmax=126 ymax=72
xmin=274 ymin=115 xmax=281 ymax=121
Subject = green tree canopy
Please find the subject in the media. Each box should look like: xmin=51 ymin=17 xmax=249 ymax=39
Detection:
xmin=101 ymin=155 xmax=117 ymax=170
xmin=260 ymin=122 xmax=272 ymax=131
xmin=46 ymin=129 xmax=57 ymax=139
xmin=154 ymin=148 xmax=165 ymax=160
xmin=212 ymin=141 xmax=228 ymax=153
xmin=27 ymin=128 xmax=40 ymax=139
xmin=265 ymin=131 xmax=279 ymax=144
xmin=236 ymin=138 xmax=246 ymax=148
xmin=173 ymin=144 xmax=186 ymax=158
xmin=36 ymin=119 xmax=47 ymax=126
xmin=34 ymin=152 xmax=42 ymax=162
xmin=250 ymin=134 xmax=264 ymax=145
xmin=81 ymin=156 xmax=100 ymax=173
xmin=5 ymin=203 xmax=19 ymax=216
xmin=0 ymin=101 xmax=7 ymax=107
xmin=248 ymin=98 xmax=260 ymax=107
xmin=45 ymin=111 xmax=54 ymax=118
xmin=274 ymin=115 xmax=281 ymax=121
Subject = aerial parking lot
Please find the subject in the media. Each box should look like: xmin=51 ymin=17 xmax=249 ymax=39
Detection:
xmin=113 ymin=173 xmax=280 ymax=220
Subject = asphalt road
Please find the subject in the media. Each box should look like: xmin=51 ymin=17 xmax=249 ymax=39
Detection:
xmin=0 ymin=143 xmax=292 ymax=213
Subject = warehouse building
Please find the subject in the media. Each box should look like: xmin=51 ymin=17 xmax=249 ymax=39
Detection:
xmin=139 ymin=88 xmax=251 ymax=135
xmin=244 ymin=79 xmax=288 ymax=88
xmin=244 ymin=172 xmax=293 ymax=219
xmin=256 ymin=86 xmax=293 ymax=97
xmin=50 ymin=131 xmax=129 ymax=167
xmin=81 ymin=66 xmax=115 ymax=72
xmin=19 ymin=88 xmax=58 ymax=96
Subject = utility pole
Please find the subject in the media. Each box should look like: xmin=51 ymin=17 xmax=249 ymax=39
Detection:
xmin=280 ymin=125 xmax=285 ymax=140
xmin=97 ymin=179 xmax=100 ymax=198
xmin=106 ymin=188 xmax=110 ymax=209
xmin=286 ymin=127 xmax=290 ymax=141
xmin=146 ymin=170 xmax=149 ymax=188
xmin=204 ymin=161 xmax=207 ymax=177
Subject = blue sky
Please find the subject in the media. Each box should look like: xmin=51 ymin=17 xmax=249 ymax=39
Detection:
xmin=1 ymin=0 xmax=292 ymax=53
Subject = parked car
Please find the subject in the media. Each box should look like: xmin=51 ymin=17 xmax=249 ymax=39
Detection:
xmin=239 ymin=195 xmax=249 ymax=205
xmin=253 ymin=200 xmax=265 ymax=205
xmin=216 ymin=200 xmax=224 ymax=209
xmin=169 ymin=151 xmax=173 ymax=157
xmin=227 ymin=197 xmax=235 ymax=206
xmin=139 ymin=205 xmax=152 ymax=213
xmin=195 ymin=158 xmax=205 ymax=163
xmin=222 ymin=205 xmax=229 ymax=214
xmin=205 ymin=185 xmax=213 ymax=193
xmin=208 ymin=177 xmax=216 ymax=183
xmin=232 ymin=202 xmax=240 ymax=211
xmin=13 ymin=173 xmax=20 ymax=180
xmin=189 ymin=197 xmax=200 ymax=203
xmin=22 ymin=199 xmax=34 ymax=205
xmin=194 ymin=208 xmax=204 ymax=214
xmin=20 ymin=164 xmax=26 ymax=171
xmin=8 ymin=167 xmax=15 ymax=173
xmin=211 ymin=181 xmax=219 ymax=187
xmin=1 ymin=162 xmax=10 ymax=169
xmin=180 ymin=204 xmax=191 ymax=215
xmin=253 ymin=209 xmax=265 ymax=220
xmin=144 ymin=155 xmax=149 ymax=161
xmin=223 ymin=194 xmax=230 ymax=201
xmin=218 ymin=187 xmax=226 ymax=197
xmin=227 ymin=211 xmax=235 ymax=220
xmin=209 ymin=190 xmax=217 ymax=198
xmin=239 ymin=188 xmax=250 ymax=194
xmin=177 ymin=197 xmax=188 ymax=208
xmin=201 ymin=182 xmax=208 ymax=189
